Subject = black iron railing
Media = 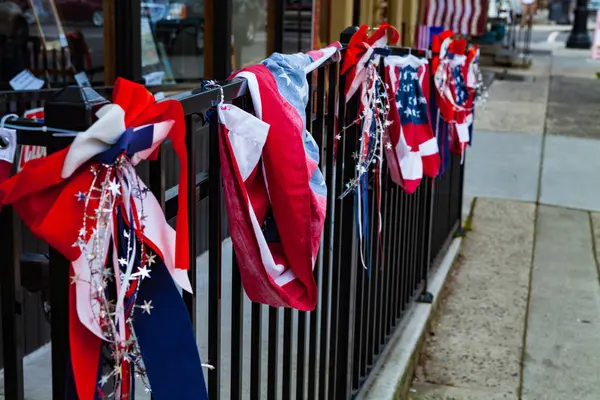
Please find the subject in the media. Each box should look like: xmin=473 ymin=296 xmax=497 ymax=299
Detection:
xmin=0 ymin=35 xmax=464 ymax=400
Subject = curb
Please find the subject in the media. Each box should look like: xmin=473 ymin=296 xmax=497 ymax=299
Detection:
xmin=357 ymin=237 xmax=463 ymax=400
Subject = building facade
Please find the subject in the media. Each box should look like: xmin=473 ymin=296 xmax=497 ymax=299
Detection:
xmin=0 ymin=0 xmax=432 ymax=91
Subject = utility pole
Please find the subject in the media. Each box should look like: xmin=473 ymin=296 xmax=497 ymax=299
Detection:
xmin=566 ymin=0 xmax=591 ymax=49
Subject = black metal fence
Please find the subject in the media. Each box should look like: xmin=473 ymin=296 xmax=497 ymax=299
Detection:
xmin=0 ymin=37 xmax=464 ymax=400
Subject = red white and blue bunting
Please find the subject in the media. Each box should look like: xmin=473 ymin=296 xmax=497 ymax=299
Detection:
xmin=0 ymin=79 xmax=207 ymax=400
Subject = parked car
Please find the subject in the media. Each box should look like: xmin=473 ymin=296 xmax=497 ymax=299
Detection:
xmin=153 ymin=0 xmax=264 ymax=54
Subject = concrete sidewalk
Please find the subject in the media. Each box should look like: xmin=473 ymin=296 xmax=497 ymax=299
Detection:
xmin=411 ymin=29 xmax=600 ymax=400
xmin=523 ymin=205 xmax=600 ymax=399
xmin=411 ymin=198 xmax=535 ymax=400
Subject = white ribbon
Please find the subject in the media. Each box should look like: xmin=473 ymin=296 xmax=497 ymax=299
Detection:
xmin=61 ymin=104 xmax=174 ymax=179
xmin=0 ymin=127 xmax=16 ymax=164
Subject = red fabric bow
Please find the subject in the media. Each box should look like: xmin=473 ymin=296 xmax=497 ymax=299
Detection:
xmin=341 ymin=23 xmax=400 ymax=99
xmin=0 ymin=78 xmax=190 ymax=399
xmin=431 ymin=29 xmax=454 ymax=73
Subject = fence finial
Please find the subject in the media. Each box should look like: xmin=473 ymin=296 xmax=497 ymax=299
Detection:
xmin=340 ymin=26 xmax=360 ymax=45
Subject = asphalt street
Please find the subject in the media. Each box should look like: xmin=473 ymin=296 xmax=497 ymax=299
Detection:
xmin=529 ymin=27 xmax=595 ymax=44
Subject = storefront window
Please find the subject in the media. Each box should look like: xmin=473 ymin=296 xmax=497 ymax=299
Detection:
xmin=0 ymin=1 xmax=317 ymax=89
xmin=232 ymin=0 xmax=268 ymax=70
xmin=142 ymin=0 xmax=204 ymax=84
xmin=0 ymin=0 xmax=107 ymax=88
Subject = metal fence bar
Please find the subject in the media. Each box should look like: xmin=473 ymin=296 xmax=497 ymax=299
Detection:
xmin=307 ymin=65 xmax=327 ymax=398
xmin=184 ymin=114 xmax=198 ymax=327
xmin=329 ymin=50 xmax=359 ymax=399
xmin=230 ymin=252 xmax=244 ymax=400
xmin=282 ymin=309 xmax=293 ymax=400
xmin=0 ymin=204 xmax=25 ymax=400
xmin=416 ymin=186 xmax=426 ymax=287
xmin=373 ymin=175 xmax=390 ymax=359
xmin=380 ymin=184 xmax=392 ymax=343
xmin=296 ymin=309 xmax=307 ymax=399
xmin=207 ymin=111 xmax=222 ymax=400
xmin=385 ymin=181 xmax=400 ymax=338
xmin=400 ymin=191 xmax=410 ymax=312
xmin=366 ymin=171 xmax=387 ymax=370
xmin=352 ymin=225 xmax=366 ymax=389
xmin=318 ymin=61 xmax=339 ymax=400
xmin=250 ymin=303 xmax=262 ymax=400
xmin=267 ymin=306 xmax=279 ymax=400
xmin=295 ymin=69 xmax=315 ymax=400
xmin=458 ymin=154 xmax=466 ymax=226
xmin=409 ymin=189 xmax=418 ymax=301
xmin=390 ymin=187 xmax=402 ymax=325
xmin=354 ymin=171 xmax=378 ymax=388
xmin=423 ymin=179 xmax=435 ymax=284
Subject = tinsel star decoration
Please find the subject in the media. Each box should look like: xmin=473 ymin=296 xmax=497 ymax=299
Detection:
xmin=70 ymin=154 xmax=157 ymax=396
xmin=339 ymin=71 xmax=393 ymax=199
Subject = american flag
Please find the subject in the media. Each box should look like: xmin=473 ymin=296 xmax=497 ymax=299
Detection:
xmin=415 ymin=25 xmax=445 ymax=50
xmin=219 ymin=44 xmax=340 ymax=311
xmin=421 ymin=0 xmax=488 ymax=36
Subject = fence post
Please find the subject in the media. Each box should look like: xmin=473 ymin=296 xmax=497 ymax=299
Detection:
xmin=44 ymin=86 xmax=109 ymax=399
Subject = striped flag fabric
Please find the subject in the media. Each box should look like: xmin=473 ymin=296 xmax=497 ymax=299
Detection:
xmin=219 ymin=44 xmax=340 ymax=311
xmin=384 ymin=55 xmax=440 ymax=193
xmin=421 ymin=0 xmax=488 ymax=36
xmin=416 ymin=25 xmax=431 ymax=50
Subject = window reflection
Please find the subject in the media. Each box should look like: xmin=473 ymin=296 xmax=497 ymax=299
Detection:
xmin=0 ymin=0 xmax=104 ymax=88
xmin=0 ymin=0 xmax=318 ymax=88
xmin=232 ymin=0 xmax=267 ymax=70
xmin=0 ymin=0 xmax=208 ymax=89
xmin=144 ymin=0 xmax=204 ymax=83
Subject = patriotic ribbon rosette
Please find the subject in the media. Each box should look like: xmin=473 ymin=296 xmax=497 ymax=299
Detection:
xmin=464 ymin=45 xmax=485 ymax=144
xmin=432 ymin=30 xmax=472 ymax=162
xmin=0 ymin=78 xmax=208 ymax=399
xmin=384 ymin=54 xmax=440 ymax=194
xmin=217 ymin=43 xmax=340 ymax=311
